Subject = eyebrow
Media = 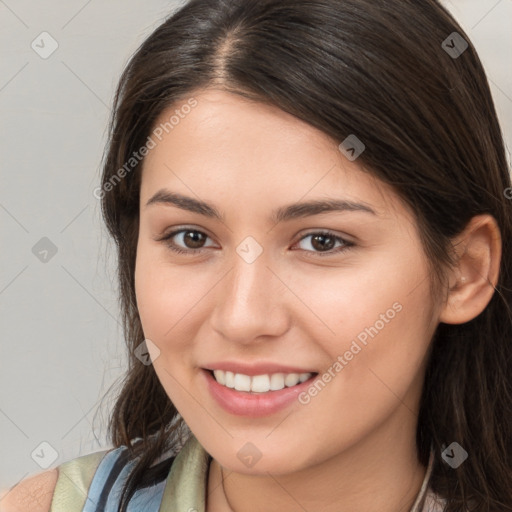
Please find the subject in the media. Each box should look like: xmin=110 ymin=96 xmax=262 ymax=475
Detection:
xmin=145 ymin=189 xmax=377 ymax=223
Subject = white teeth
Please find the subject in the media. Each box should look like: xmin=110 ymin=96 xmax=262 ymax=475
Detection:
xmin=213 ymin=370 xmax=225 ymax=385
xmin=211 ymin=369 xmax=314 ymax=392
xmin=284 ymin=373 xmax=300 ymax=387
xmin=251 ymin=374 xmax=270 ymax=392
xmin=269 ymin=373 xmax=285 ymax=390
xmin=233 ymin=373 xmax=251 ymax=392
xmin=225 ymin=371 xmax=235 ymax=388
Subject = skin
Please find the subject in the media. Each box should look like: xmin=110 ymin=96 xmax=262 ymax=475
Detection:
xmin=0 ymin=469 xmax=57 ymax=512
xmin=134 ymin=88 xmax=501 ymax=512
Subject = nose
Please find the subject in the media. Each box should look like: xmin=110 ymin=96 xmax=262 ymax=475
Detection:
xmin=209 ymin=250 xmax=291 ymax=345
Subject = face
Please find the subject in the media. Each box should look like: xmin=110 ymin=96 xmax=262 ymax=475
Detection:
xmin=135 ymin=88 xmax=441 ymax=475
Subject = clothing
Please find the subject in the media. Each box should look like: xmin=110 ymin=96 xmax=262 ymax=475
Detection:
xmin=50 ymin=435 xmax=447 ymax=511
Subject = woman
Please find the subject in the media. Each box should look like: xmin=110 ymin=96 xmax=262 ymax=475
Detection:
xmin=3 ymin=0 xmax=511 ymax=511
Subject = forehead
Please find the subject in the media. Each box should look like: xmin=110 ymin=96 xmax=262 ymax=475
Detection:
xmin=140 ymin=88 xmax=409 ymax=222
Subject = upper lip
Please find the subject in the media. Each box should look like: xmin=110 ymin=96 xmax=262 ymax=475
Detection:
xmin=203 ymin=361 xmax=317 ymax=376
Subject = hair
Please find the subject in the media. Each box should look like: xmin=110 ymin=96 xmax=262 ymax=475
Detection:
xmin=99 ymin=0 xmax=512 ymax=510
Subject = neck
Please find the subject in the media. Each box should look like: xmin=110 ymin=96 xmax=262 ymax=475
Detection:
xmin=207 ymin=409 xmax=427 ymax=512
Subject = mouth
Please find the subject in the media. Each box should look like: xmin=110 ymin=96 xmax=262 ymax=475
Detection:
xmin=207 ymin=369 xmax=317 ymax=393
xmin=202 ymin=368 xmax=319 ymax=417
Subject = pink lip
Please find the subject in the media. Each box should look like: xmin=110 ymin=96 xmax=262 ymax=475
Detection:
xmin=203 ymin=361 xmax=316 ymax=376
xmin=202 ymin=369 xmax=317 ymax=417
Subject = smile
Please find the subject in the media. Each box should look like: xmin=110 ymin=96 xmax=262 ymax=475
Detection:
xmin=211 ymin=369 xmax=314 ymax=393
xmin=203 ymin=368 xmax=319 ymax=417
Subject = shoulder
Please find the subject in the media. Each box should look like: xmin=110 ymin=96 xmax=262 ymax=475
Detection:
xmin=0 ymin=448 xmax=113 ymax=512
xmin=0 ymin=468 xmax=58 ymax=512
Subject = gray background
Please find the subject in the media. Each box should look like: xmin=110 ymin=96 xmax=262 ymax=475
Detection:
xmin=1 ymin=0 xmax=511 ymax=491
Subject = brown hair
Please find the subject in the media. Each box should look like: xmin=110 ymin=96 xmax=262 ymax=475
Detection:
xmin=99 ymin=0 xmax=512 ymax=510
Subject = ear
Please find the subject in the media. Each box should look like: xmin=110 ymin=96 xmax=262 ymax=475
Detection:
xmin=439 ymin=214 xmax=502 ymax=325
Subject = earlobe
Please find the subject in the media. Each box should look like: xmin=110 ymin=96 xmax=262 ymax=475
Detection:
xmin=439 ymin=214 xmax=502 ymax=325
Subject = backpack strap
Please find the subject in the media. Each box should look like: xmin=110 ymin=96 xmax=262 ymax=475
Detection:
xmin=49 ymin=450 xmax=109 ymax=512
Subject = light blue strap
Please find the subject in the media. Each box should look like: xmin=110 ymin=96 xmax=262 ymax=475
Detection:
xmin=82 ymin=445 xmax=166 ymax=511
xmin=82 ymin=447 xmax=128 ymax=512
xmin=126 ymin=479 xmax=167 ymax=511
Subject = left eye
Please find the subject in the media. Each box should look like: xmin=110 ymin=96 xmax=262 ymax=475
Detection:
xmin=293 ymin=231 xmax=354 ymax=256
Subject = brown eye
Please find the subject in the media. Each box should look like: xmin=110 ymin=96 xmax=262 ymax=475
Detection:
xmin=159 ymin=228 xmax=215 ymax=254
xmin=310 ymin=233 xmax=336 ymax=251
xmin=294 ymin=231 xmax=354 ymax=256
xmin=180 ymin=230 xmax=207 ymax=249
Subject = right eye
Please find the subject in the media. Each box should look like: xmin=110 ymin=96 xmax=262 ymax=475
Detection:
xmin=157 ymin=228 xmax=216 ymax=255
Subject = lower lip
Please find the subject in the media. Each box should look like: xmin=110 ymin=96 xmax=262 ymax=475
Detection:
xmin=202 ymin=369 xmax=317 ymax=417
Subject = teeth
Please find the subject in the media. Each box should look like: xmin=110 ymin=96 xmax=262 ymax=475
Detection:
xmin=251 ymin=374 xmax=270 ymax=392
xmin=284 ymin=373 xmax=300 ymax=387
xmin=234 ymin=373 xmax=251 ymax=392
xmin=211 ymin=370 xmax=313 ymax=392
xmin=299 ymin=373 xmax=310 ymax=383
xmin=213 ymin=369 xmax=225 ymax=385
xmin=269 ymin=373 xmax=285 ymax=390
xmin=225 ymin=371 xmax=235 ymax=388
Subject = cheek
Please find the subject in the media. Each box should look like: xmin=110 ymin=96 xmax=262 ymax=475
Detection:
xmin=134 ymin=244 xmax=207 ymax=411
xmin=285 ymin=253 xmax=422 ymax=348
xmin=134 ymin=241 xmax=211 ymax=357
xmin=337 ymin=289 xmax=432 ymax=415
xmin=288 ymin=270 xmax=434 ymax=456
xmin=295 ymin=250 xmax=435 ymax=399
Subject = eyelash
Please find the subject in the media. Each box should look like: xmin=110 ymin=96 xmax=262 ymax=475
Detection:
xmin=157 ymin=228 xmax=355 ymax=257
